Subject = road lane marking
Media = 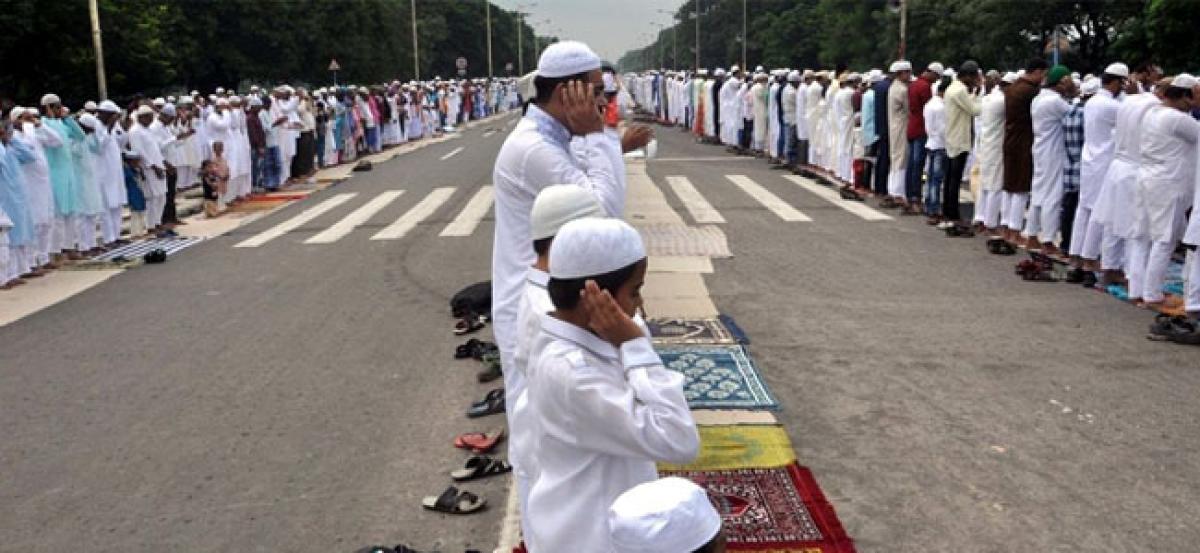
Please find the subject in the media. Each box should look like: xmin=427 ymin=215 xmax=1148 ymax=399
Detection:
xmin=234 ymin=193 xmax=358 ymax=248
xmin=653 ymin=157 xmax=757 ymax=162
xmin=665 ymin=175 xmax=725 ymax=224
xmin=482 ymin=130 xmax=497 ymax=137
xmin=371 ymin=187 xmax=457 ymax=240
xmin=440 ymin=146 xmax=464 ymax=160
xmin=304 ymin=190 xmax=405 ymax=244
xmin=724 ymin=175 xmax=811 ymax=222
xmin=440 ymin=185 xmax=494 ymax=237
xmin=782 ymin=175 xmax=894 ymax=221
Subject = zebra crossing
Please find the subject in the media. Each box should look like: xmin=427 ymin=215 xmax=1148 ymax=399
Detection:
xmin=230 ymin=173 xmax=895 ymax=249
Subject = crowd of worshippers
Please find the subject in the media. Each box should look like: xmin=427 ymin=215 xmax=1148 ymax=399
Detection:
xmin=0 ymin=78 xmax=522 ymax=289
xmin=628 ymin=59 xmax=1200 ymax=340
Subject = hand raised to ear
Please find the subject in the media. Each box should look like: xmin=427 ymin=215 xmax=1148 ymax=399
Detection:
xmin=580 ymin=280 xmax=643 ymax=347
xmin=558 ymin=80 xmax=604 ymax=136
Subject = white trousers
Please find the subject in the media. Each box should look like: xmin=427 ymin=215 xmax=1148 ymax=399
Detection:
xmin=974 ymin=189 xmax=1004 ymax=228
xmin=128 ymin=210 xmax=147 ymax=237
xmin=1186 ymin=250 xmax=1200 ymax=314
xmin=1024 ymin=192 xmax=1063 ymax=244
xmin=887 ymin=167 xmax=906 ymax=198
xmin=1100 ymin=229 xmax=1127 ymax=271
xmin=1070 ymin=208 xmax=1104 ymax=260
xmin=1126 ymin=239 xmax=1150 ymax=301
xmin=33 ymin=223 xmax=53 ymax=265
xmin=101 ymin=206 xmax=123 ymax=244
xmin=1134 ymin=239 xmax=1175 ymax=303
xmin=54 ymin=215 xmax=79 ymax=251
xmin=146 ymin=195 xmax=166 ymax=229
xmin=76 ymin=214 xmax=98 ymax=250
xmin=1001 ymin=192 xmax=1028 ymax=230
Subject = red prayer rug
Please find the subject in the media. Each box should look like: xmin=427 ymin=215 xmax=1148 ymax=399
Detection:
xmin=662 ymin=463 xmax=856 ymax=553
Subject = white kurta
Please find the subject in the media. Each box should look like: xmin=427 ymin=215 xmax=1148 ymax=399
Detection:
xmin=525 ymin=314 xmax=699 ymax=553
xmin=751 ymin=83 xmax=768 ymax=148
xmin=95 ymin=124 xmax=126 ymax=209
xmin=1132 ymin=105 xmax=1199 ymax=243
xmin=14 ymin=123 xmax=62 ymax=227
xmin=1094 ymin=93 xmax=1159 ymax=237
xmin=767 ymin=83 xmax=780 ymax=157
xmin=1183 ymin=138 xmax=1200 ymax=246
xmin=1029 ymin=88 xmax=1070 ymax=207
xmin=128 ymin=123 xmax=167 ymax=197
xmin=509 ymin=267 xmax=551 ymax=551
xmin=833 ymin=87 xmax=856 ymax=180
xmin=1080 ymin=88 xmax=1120 ymax=208
xmin=805 ymin=83 xmax=822 ymax=160
xmin=795 ymin=82 xmax=809 ymax=141
xmin=978 ymin=89 xmax=1006 ymax=191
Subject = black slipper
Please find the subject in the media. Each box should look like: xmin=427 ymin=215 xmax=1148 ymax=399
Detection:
xmin=450 ymin=456 xmax=513 ymax=481
xmin=467 ymin=392 xmax=505 ymax=418
xmin=422 ymin=486 xmax=486 ymax=514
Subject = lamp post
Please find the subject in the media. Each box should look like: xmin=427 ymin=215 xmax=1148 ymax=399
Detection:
xmin=88 ymin=0 xmax=108 ymax=99
xmin=741 ymin=0 xmax=747 ymax=70
xmin=515 ymin=2 xmax=537 ymax=75
xmin=411 ymin=0 xmax=420 ymax=80
xmin=485 ymin=0 xmax=493 ymax=78
xmin=655 ymin=8 xmax=676 ymax=70
xmin=694 ymin=0 xmax=700 ymax=71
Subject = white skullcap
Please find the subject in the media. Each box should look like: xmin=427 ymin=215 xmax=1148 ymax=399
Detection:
xmin=77 ymin=113 xmax=100 ymax=130
xmin=251 ymin=85 xmax=261 ymax=90
xmin=83 ymin=100 xmax=98 ymax=111
xmin=9 ymin=107 xmax=26 ymax=122
xmin=890 ymin=60 xmax=912 ymax=72
xmin=153 ymin=97 xmax=166 ymax=106
xmin=787 ymin=70 xmax=801 ymax=82
xmin=215 ymin=87 xmax=225 ymax=94
xmin=803 ymin=69 xmax=814 ymax=78
xmin=869 ymin=69 xmax=884 ymax=83
xmin=248 ymin=96 xmax=263 ymax=107
xmin=697 ymin=68 xmax=709 ymax=76
xmin=944 ymin=68 xmax=956 ymax=78
xmin=177 ymin=96 xmax=194 ymax=106
xmin=1071 ymin=72 xmax=1081 ymax=81
xmin=167 ymin=95 xmax=176 ymax=103
xmin=729 ymin=65 xmax=740 ymax=73
xmin=714 ymin=68 xmax=726 ymax=77
xmin=927 ymin=62 xmax=945 ymax=75
xmin=359 ymin=86 xmax=369 ymax=93
xmin=1081 ymin=77 xmax=1101 ymax=96
xmin=160 ymin=104 xmax=177 ymax=117
xmin=1002 ymin=72 xmax=1019 ymax=84
xmin=536 ymin=40 xmax=602 ymax=78
xmin=40 ymin=93 xmax=61 ymax=106
xmin=135 ymin=105 xmax=155 ymax=117
xmin=1104 ymin=62 xmax=1130 ymax=78
xmin=549 ymin=218 xmax=646 ymax=279
xmin=755 ymin=65 xmax=764 ymax=72
xmin=602 ymin=72 xmax=617 ymax=93
xmin=215 ymin=98 xmax=230 ymax=106
xmin=190 ymin=90 xmax=200 ymax=96
xmin=208 ymin=94 xmax=217 ymax=102
xmin=531 ymin=185 xmax=606 ymax=241
xmin=1170 ymin=73 xmax=1198 ymax=89
xmin=282 ymin=85 xmax=295 ymax=94
xmin=608 ymin=477 xmax=721 ymax=553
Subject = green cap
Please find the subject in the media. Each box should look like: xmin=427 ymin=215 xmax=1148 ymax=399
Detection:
xmin=1046 ymin=65 xmax=1071 ymax=86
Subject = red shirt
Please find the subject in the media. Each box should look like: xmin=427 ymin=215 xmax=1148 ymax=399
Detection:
xmin=907 ymin=77 xmax=932 ymax=140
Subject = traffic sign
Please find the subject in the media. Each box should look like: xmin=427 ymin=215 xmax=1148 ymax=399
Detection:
xmin=328 ymin=59 xmax=341 ymax=71
xmin=456 ymin=57 xmax=468 ymax=70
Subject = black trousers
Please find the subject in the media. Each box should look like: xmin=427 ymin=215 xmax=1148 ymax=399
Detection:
xmin=740 ymin=119 xmax=753 ymax=149
xmin=872 ymin=140 xmax=889 ymax=196
xmin=942 ymin=152 xmax=969 ymax=221
xmin=1060 ymin=190 xmax=1079 ymax=252
xmin=163 ymin=170 xmax=179 ymax=224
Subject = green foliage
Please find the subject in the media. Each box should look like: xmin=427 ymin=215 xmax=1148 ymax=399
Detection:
xmin=620 ymin=0 xmax=1174 ymax=76
xmin=0 ymin=0 xmax=547 ymax=106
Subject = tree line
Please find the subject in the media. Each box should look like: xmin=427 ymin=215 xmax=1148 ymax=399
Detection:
xmin=0 ymin=0 xmax=551 ymax=106
xmin=618 ymin=0 xmax=1199 ymax=75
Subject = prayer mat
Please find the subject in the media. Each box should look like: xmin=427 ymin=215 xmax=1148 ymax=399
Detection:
xmin=636 ymin=223 xmax=732 ymax=258
xmin=659 ymin=425 xmax=796 ymax=471
xmin=657 ymin=345 xmax=779 ymax=410
xmin=663 ymin=464 xmax=856 ymax=553
xmin=91 ymin=236 xmax=203 ymax=262
xmin=648 ymin=317 xmax=736 ymax=344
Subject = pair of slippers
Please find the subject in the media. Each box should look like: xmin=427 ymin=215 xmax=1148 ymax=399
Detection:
xmin=1148 ymin=314 xmax=1200 ymax=345
xmin=421 ymin=438 xmax=513 ymax=515
xmin=455 ymin=338 xmax=497 ymax=360
xmin=1015 ymin=259 xmax=1057 ymax=282
xmin=454 ymin=428 xmax=505 ymax=454
xmin=987 ymin=238 xmax=1017 ymax=255
xmin=467 ymin=388 xmax=505 ymax=418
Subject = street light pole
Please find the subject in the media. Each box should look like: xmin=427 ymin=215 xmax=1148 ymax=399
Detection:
xmin=411 ymin=0 xmax=420 ymax=80
xmin=516 ymin=3 xmax=537 ymax=76
xmin=88 ymin=0 xmax=108 ymax=99
xmin=898 ymin=0 xmax=907 ymax=60
xmin=485 ymin=0 xmax=493 ymax=78
xmin=741 ymin=0 xmax=747 ymax=70
xmin=694 ymin=0 xmax=700 ymax=70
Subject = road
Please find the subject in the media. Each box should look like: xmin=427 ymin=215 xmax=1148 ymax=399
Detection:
xmin=2 ymin=111 xmax=1198 ymax=553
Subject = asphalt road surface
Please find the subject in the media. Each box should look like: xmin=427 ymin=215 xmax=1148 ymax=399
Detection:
xmin=2 ymin=112 xmax=1198 ymax=553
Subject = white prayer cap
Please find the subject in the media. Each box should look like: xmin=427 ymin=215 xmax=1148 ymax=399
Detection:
xmin=803 ymin=69 xmax=814 ymax=78
xmin=536 ymin=40 xmax=602 ymax=78
xmin=927 ymin=62 xmax=945 ymax=75
xmin=889 ymin=60 xmax=912 ymax=73
xmin=602 ymin=72 xmax=617 ymax=93
xmin=358 ymin=86 xmax=369 ymax=93
xmin=248 ymin=96 xmax=263 ymax=107
xmin=1081 ymin=77 xmax=1101 ymax=96
xmin=167 ymin=95 xmax=176 ymax=103
xmin=1104 ymin=62 xmax=1130 ymax=78
xmin=177 ymin=96 xmax=194 ymax=106
xmin=40 ymin=93 xmax=61 ymax=106
xmin=697 ymin=68 xmax=709 ymax=76
xmin=9 ymin=107 xmax=25 ymax=122
xmin=251 ymin=85 xmax=261 ymax=91
xmin=208 ymin=94 xmax=218 ymax=102
xmin=944 ymin=68 xmax=956 ymax=79
xmin=1170 ymin=73 xmax=1198 ymax=89
xmin=608 ymin=477 xmax=721 ymax=553
xmin=282 ymin=85 xmax=295 ymax=94
xmin=729 ymin=65 xmax=740 ymax=73
xmin=77 ymin=113 xmax=100 ymax=130
xmin=787 ymin=70 xmax=801 ymax=82
xmin=160 ymin=104 xmax=177 ymax=117
xmin=134 ymin=105 xmax=155 ymax=117
xmin=1002 ymin=71 xmax=1019 ymax=84
xmin=190 ymin=90 xmax=200 ymax=96
xmin=151 ymin=97 xmax=165 ymax=107
xmin=714 ymin=68 xmax=726 ymax=77
xmin=869 ymin=69 xmax=884 ymax=83
xmin=215 ymin=87 xmax=226 ymax=94
xmin=531 ymin=185 xmax=605 ymax=241
xmin=215 ymin=97 xmax=230 ymax=107
xmin=549 ymin=218 xmax=646 ymax=279
xmin=755 ymin=65 xmax=764 ymax=72
xmin=83 ymin=100 xmax=98 ymax=111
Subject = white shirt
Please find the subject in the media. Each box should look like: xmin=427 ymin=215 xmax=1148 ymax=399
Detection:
xmin=490 ymin=105 xmax=624 ymax=359
xmin=13 ymin=123 xmax=62 ymax=226
xmin=978 ymin=88 xmax=1007 ymax=191
xmin=923 ymin=95 xmax=947 ymax=151
xmin=525 ymin=314 xmax=699 ymax=553
xmin=1080 ymin=88 xmax=1120 ymax=206
xmin=1137 ymin=105 xmax=1198 ymax=200
xmin=509 ymin=267 xmax=552 ymax=482
xmin=1029 ymin=88 xmax=1070 ymax=204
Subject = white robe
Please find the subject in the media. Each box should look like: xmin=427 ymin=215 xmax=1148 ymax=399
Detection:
xmin=1094 ymin=93 xmax=1159 ymax=238
xmin=1132 ymin=105 xmax=1198 ymax=243
xmin=1079 ymin=89 xmax=1120 ymax=209
xmin=14 ymin=123 xmax=62 ymax=227
xmin=977 ymin=88 xmax=1006 ymax=192
xmin=1029 ymin=89 xmax=1070 ymax=207
xmin=833 ymin=87 xmax=856 ymax=181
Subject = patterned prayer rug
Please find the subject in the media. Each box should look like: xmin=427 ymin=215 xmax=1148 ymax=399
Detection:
xmin=91 ymin=236 xmax=204 ymax=262
xmin=663 ymin=464 xmax=856 ymax=553
xmin=657 ymin=345 xmax=779 ymax=410
xmin=659 ymin=425 xmax=796 ymax=471
xmin=648 ymin=318 xmax=736 ymax=344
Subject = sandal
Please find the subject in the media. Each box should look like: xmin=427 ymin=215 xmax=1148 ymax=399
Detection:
xmin=471 ymin=388 xmax=504 ymax=409
xmin=467 ymin=391 xmax=506 ymax=418
xmin=456 ymin=338 xmax=482 ymax=359
xmin=450 ymin=456 xmax=512 ymax=481
xmin=454 ymin=428 xmax=506 ymax=453
xmin=454 ymin=316 xmax=485 ymax=336
xmin=422 ymin=486 xmax=486 ymax=514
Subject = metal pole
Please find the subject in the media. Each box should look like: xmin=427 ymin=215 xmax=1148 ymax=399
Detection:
xmin=898 ymin=0 xmax=907 ymax=60
xmin=694 ymin=0 xmax=700 ymax=70
xmin=673 ymin=26 xmax=677 ymax=70
xmin=88 ymin=0 xmax=108 ymax=99
xmin=517 ymin=12 xmax=524 ymax=75
xmin=411 ymin=0 xmax=420 ymax=80
xmin=485 ymin=1 xmax=493 ymax=78
xmin=1052 ymin=26 xmax=1060 ymax=65
xmin=741 ymin=0 xmax=747 ymax=70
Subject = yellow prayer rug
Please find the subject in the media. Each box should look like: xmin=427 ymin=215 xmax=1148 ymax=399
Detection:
xmin=659 ymin=424 xmax=796 ymax=471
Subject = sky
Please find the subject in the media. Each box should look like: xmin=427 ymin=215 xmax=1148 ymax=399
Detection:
xmin=491 ymin=0 xmax=683 ymax=63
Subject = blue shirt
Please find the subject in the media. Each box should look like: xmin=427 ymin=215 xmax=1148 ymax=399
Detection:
xmin=1062 ymin=103 xmax=1085 ymax=194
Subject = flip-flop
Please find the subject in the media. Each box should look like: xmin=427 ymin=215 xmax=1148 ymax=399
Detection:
xmin=450 ymin=456 xmax=512 ymax=481
xmin=454 ymin=428 xmax=505 ymax=453
xmin=422 ymin=486 xmax=486 ymax=514
xmin=456 ymin=339 xmax=482 ymax=359
xmin=453 ymin=317 xmax=485 ymax=335
xmin=471 ymin=388 xmax=504 ymax=409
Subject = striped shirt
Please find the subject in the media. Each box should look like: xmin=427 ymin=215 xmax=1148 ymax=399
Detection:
xmin=1062 ymin=103 xmax=1085 ymax=194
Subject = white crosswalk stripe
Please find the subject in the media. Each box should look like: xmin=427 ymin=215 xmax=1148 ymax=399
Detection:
xmin=234 ymin=193 xmax=358 ymax=248
xmin=440 ymin=186 xmax=494 ymax=237
xmin=304 ymin=190 xmax=405 ymax=244
xmin=371 ymin=187 xmax=457 ymax=241
xmin=782 ymin=175 xmax=894 ymax=221
xmin=724 ymin=175 xmax=811 ymax=222
xmin=665 ymin=176 xmax=725 ymax=224
xmin=440 ymin=147 xmax=464 ymax=160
